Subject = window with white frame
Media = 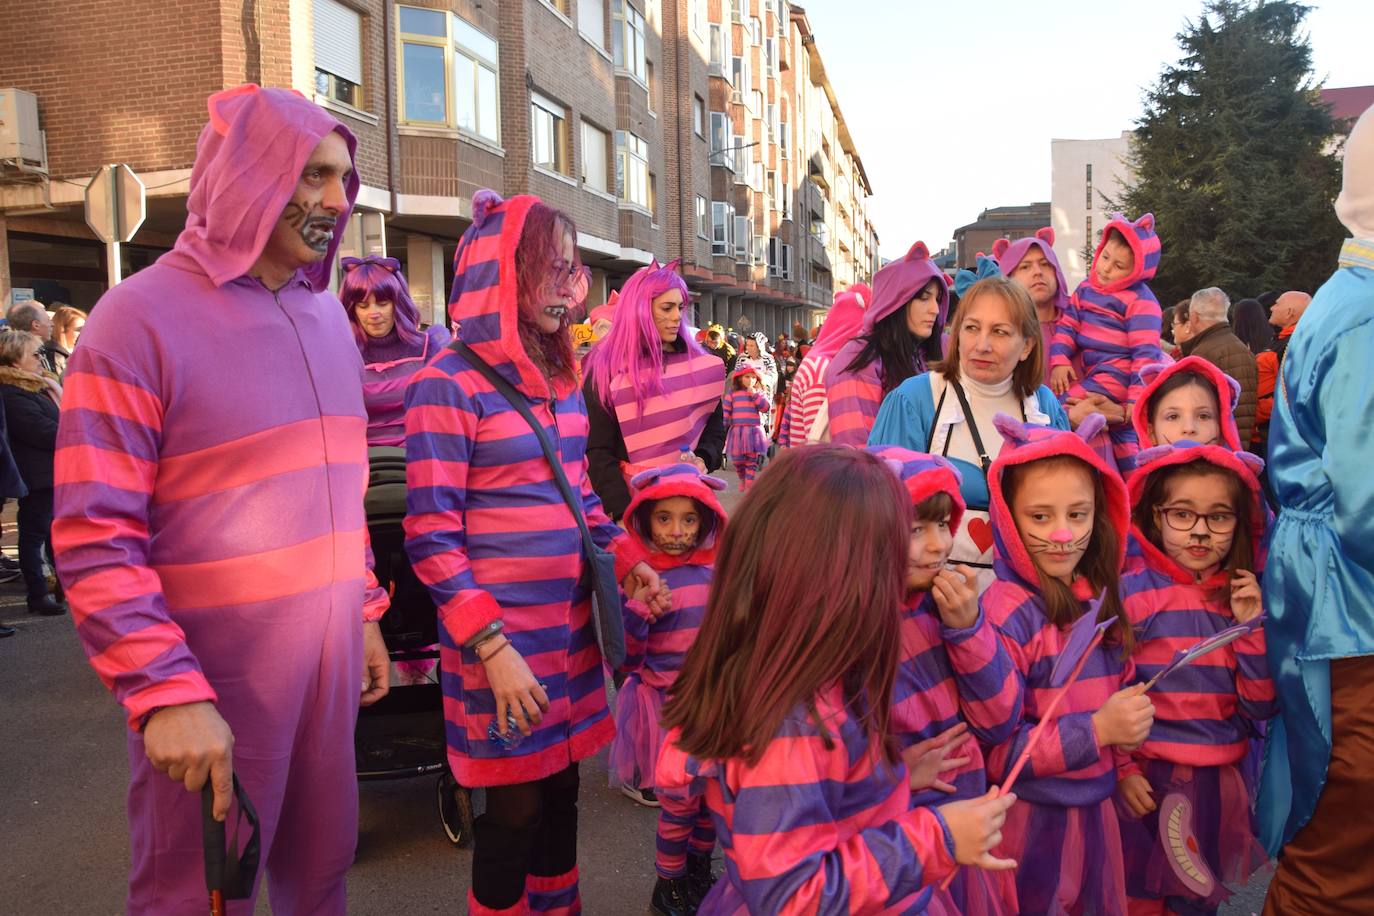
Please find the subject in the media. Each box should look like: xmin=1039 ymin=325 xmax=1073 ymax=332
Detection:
xmin=452 ymin=15 xmax=500 ymax=141
xmin=749 ymin=17 xmax=762 ymax=45
xmin=752 ymin=160 xmax=764 ymax=193
xmin=696 ymin=195 xmax=709 ymax=239
xmin=769 ymin=238 xmax=793 ymax=279
xmin=778 ymin=119 xmax=789 ymax=158
xmin=734 ymin=215 xmax=752 ymax=263
xmin=314 ymin=0 xmax=364 ymax=108
xmin=649 ymin=172 xmax=657 ymax=219
xmin=709 ymin=112 xmax=729 ymax=165
xmin=691 ymin=0 xmax=705 ymax=37
xmin=531 ymin=91 xmax=568 ymax=173
xmin=616 ymin=130 xmax=649 ymax=208
xmin=764 ymin=38 xmax=775 ymax=76
xmin=712 ymin=201 xmax=736 ymax=255
xmin=581 ymin=120 xmax=609 ymax=193
xmin=749 ymin=89 xmax=762 ymax=114
xmin=578 ymin=0 xmax=606 ymax=48
xmin=398 ymin=7 xmax=448 ymax=124
xmin=754 ymin=234 xmax=768 ymax=267
xmin=694 ymin=95 xmax=706 ymax=137
xmin=730 ymin=0 xmax=742 ymax=23
xmin=731 ymin=133 xmax=746 ymax=177
xmin=611 ymin=0 xmax=646 ymax=82
xmin=398 ymin=6 xmax=500 ymax=142
xmin=646 ymin=60 xmax=656 ymax=113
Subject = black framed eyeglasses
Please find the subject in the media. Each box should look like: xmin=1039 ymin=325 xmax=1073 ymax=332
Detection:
xmin=1155 ymin=505 xmax=1238 ymax=534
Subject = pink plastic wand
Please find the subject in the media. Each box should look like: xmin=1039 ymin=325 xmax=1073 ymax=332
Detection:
xmin=936 ymin=629 xmax=1106 ymax=892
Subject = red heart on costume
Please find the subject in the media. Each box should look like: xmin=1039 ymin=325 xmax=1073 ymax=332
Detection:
xmin=967 ymin=517 xmax=995 ymax=554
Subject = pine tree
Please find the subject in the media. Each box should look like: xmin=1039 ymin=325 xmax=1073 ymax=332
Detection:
xmin=1118 ymin=0 xmax=1345 ymax=305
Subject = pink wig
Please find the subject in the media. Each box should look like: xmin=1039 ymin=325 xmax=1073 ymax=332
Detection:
xmin=583 ymin=260 xmax=705 ymax=409
xmin=339 ymin=256 xmax=424 ymax=348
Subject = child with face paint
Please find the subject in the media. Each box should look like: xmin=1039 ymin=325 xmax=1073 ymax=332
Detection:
xmin=869 ymin=446 xmax=1024 ymax=916
xmin=724 ymin=366 xmax=770 ymax=491
xmin=1117 ymin=444 xmax=1273 ymax=914
xmin=981 ymin=415 xmax=1153 ymax=916
xmin=1132 ymin=356 xmax=1246 ymax=451
xmin=606 ymin=464 xmax=729 ymax=914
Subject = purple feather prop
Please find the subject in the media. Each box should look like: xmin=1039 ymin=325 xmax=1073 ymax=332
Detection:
xmin=1143 ymin=617 xmax=1263 ymax=691
xmin=1049 ymin=591 xmax=1114 ymax=687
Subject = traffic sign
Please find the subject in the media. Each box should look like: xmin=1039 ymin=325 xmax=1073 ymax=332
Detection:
xmin=85 ymin=164 xmax=146 ymax=243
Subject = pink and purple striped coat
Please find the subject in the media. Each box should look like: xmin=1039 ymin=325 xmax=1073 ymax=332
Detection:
xmin=656 ymin=682 xmax=957 ymax=913
xmin=1120 ymin=443 xmax=1274 ymax=773
xmin=403 ymin=191 xmax=647 ymax=788
xmin=610 ymin=348 xmax=723 ymax=477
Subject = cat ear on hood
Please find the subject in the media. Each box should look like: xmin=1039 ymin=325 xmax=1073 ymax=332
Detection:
xmin=1036 ymin=226 xmax=1055 ymax=246
xmin=993 ymin=412 xmax=1034 ymax=447
xmin=991 ymin=238 xmax=1010 ymax=259
xmin=1075 ymin=412 xmax=1107 ymax=442
xmin=206 ymin=83 xmax=260 ymax=136
xmin=930 ymin=453 xmax=964 ymax=485
xmin=698 ymin=473 xmax=728 ymax=491
xmin=1136 ymin=444 xmax=1173 ymax=468
xmin=629 ymin=467 xmax=666 ymax=490
xmin=1224 ymin=373 xmax=1241 ymax=410
xmin=1236 ymin=450 xmax=1265 ymax=476
xmin=1135 ymin=213 xmax=1155 ymax=233
xmin=662 ymin=258 xmax=681 ymax=272
xmin=1138 ymin=362 xmax=1167 ymax=389
xmin=879 ymin=457 xmax=907 ymax=479
xmin=906 ymin=241 xmax=931 ymax=262
xmin=471 ymin=188 xmax=504 ymax=228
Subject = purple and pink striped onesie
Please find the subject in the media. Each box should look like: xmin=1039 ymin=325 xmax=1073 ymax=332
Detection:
xmin=723 ymin=386 xmax=769 ymax=490
xmin=1050 ymin=212 xmax=1165 ymax=474
xmin=1118 ymin=443 xmax=1273 ymax=913
xmin=53 ymin=86 xmax=387 ymax=914
xmin=607 ymin=464 xmax=728 ymax=883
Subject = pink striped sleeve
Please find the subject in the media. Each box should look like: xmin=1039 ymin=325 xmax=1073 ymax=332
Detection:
xmin=1124 ymin=292 xmax=1163 ymax=408
xmin=53 ymin=346 xmax=217 ymax=730
xmin=1050 ymin=292 xmax=1085 ymax=369
xmin=826 ymin=369 xmax=883 ymax=447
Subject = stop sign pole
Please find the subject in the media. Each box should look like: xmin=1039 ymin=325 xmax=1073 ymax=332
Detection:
xmin=84 ymin=164 xmax=147 ymax=288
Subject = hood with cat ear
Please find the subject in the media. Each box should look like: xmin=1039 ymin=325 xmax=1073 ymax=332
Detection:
xmin=622 ymin=463 xmax=730 ymax=566
xmin=1089 ymin=212 xmax=1161 ymax=295
xmin=993 ymin=227 xmax=1070 ymax=317
xmin=867 ymin=446 xmax=967 ymax=535
xmin=864 ymin=241 xmax=950 ymax=334
xmin=1131 ymin=356 xmax=1244 ymax=451
xmin=987 ymin=413 xmax=1130 ymax=588
xmin=1129 ymin=442 xmax=1269 ymax=582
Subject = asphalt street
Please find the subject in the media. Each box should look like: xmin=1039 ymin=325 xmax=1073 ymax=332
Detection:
xmin=0 ymin=477 xmax=1272 ymax=914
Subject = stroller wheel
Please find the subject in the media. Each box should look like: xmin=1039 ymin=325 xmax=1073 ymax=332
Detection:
xmin=437 ymin=771 xmax=474 ymax=848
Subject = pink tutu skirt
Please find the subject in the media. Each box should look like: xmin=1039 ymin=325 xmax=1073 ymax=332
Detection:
xmin=920 ymin=864 xmax=1012 ymax=915
xmin=725 ymin=425 xmax=766 ymax=463
xmin=1117 ymin=760 xmax=1268 ymax=913
xmin=609 ymin=674 xmax=666 ymax=789
xmin=992 ymin=796 xmax=1128 ymax=915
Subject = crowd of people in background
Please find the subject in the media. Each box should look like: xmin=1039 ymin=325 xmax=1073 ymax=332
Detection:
xmin=27 ymin=83 xmax=1374 ymax=916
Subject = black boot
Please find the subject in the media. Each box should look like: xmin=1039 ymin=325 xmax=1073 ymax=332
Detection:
xmin=649 ymin=876 xmax=698 ymax=916
xmin=686 ymin=853 xmax=717 ymax=903
xmin=26 ymin=594 xmax=66 ymax=616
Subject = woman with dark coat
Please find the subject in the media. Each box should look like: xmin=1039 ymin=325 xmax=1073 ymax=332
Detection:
xmin=0 ymin=328 xmax=66 ymax=615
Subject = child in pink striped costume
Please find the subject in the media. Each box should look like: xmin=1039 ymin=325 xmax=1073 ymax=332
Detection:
xmin=1049 ymin=213 xmax=1165 ymax=474
xmin=982 ymin=415 xmax=1156 ymax=915
xmin=607 ymin=464 xmax=729 ymax=914
xmin=656 ymin=446 xmax=1017 ymax=914
xmin=723 ymin=367 xmax=769 ymax=491
xmin=869 ymin=446 xmax=1023 ymax=915
xmin=824 ymin=242 xmax=949 ymax=446
xmin=776 ymin=283 xmax=868 ymax=446
xmin=1117 ymin=443 xmax=1273 ymax=914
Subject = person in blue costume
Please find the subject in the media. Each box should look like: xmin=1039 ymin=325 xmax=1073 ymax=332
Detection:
xmin=869 ymin=259 xmax=1068 ymax=594
xmin=1258 ymin=102 xmax=1374 ymax=915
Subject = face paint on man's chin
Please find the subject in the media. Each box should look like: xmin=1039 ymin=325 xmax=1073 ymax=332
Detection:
xmin=283 ymin=199 xmax=336 ymax=254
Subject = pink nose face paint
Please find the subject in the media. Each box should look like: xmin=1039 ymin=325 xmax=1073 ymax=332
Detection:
xmin=1050 ymin=528 xmax=1075 ymax=545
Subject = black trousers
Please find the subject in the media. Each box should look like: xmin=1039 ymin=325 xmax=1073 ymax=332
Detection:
xmin=471 ymin=763 xmax=581 ymax=909
xmin=17 ymin=487 xmax=56 ymax=601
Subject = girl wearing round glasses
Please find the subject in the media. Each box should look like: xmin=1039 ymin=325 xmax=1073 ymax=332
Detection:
xmin=339 ymin=255 xmax=451 ymax=446
xmin=1119 ymin=442 xmax=1274 ymax=914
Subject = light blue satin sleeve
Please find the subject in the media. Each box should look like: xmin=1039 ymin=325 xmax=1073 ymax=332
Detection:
xmin=868 ymin=373 xmax=934 ymax=450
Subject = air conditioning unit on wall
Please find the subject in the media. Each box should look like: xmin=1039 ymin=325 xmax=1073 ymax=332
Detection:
xmin=0 ymin=88 xmax=48 ymax=176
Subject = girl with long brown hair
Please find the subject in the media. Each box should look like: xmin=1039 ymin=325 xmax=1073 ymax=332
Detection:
xmin=980 ymin=414 xmax=1154 ymax=915
xmin=656 ymin=446 xmax=1015 ymax=913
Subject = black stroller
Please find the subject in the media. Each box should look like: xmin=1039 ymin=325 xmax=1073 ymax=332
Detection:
xmin=356 ymin=446 xmax=476 ymax=846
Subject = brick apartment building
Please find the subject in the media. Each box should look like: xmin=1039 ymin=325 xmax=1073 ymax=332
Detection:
xmin=951 ymin=202 xmax=1051 ymax=270
xmin=0 ymin=0 xmax=878 ymax=338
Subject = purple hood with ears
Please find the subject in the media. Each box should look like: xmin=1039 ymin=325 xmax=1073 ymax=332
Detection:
xmin=168 ymin=84 xmax=359 ymax=293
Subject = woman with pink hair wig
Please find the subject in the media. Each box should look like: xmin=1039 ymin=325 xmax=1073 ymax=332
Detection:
xmin=582 ymin=260 xmax=726 ymax=520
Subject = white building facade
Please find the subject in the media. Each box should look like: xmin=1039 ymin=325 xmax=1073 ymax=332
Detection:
xmin=1050 ymin=131 xmax=1135 ymax=288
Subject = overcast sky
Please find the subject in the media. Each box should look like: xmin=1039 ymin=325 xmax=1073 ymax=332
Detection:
xmin=799 ymin=0 xmax=1374 ymax=258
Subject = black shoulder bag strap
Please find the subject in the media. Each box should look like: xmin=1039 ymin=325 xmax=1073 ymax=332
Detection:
xmin=949 ymin=379 xmax=994 ymax=475
xmin=448 ymin=340 xmax=626 ymax=669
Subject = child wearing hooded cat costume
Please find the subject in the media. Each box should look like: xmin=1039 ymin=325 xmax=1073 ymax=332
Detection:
xmin=869 ymin=446 xmax=1023 ymax=915
xmin=724 ymin=366 xmax=770 ymax=491
xmin=1116 ymin=443 xmax=1273 ymax=915
xmin=1049 ymin=213 xmax=1165 ymax=473
xmin=607 ymin=463 xmax=729 ymax=914
xmin=982 ymin=415 xmax=1155 ymax=915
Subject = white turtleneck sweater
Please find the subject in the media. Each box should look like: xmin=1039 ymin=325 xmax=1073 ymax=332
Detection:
xmin=929 ymin=371 xmax=1029 ymax=470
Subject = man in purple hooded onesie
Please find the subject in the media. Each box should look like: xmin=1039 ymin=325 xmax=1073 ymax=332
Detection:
xmin=52 ymin=84 xmax=390 ymax=914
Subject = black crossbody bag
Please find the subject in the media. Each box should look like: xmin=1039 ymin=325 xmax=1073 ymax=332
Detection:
xmin=449 ymin=340 xmax=626 ymax=669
